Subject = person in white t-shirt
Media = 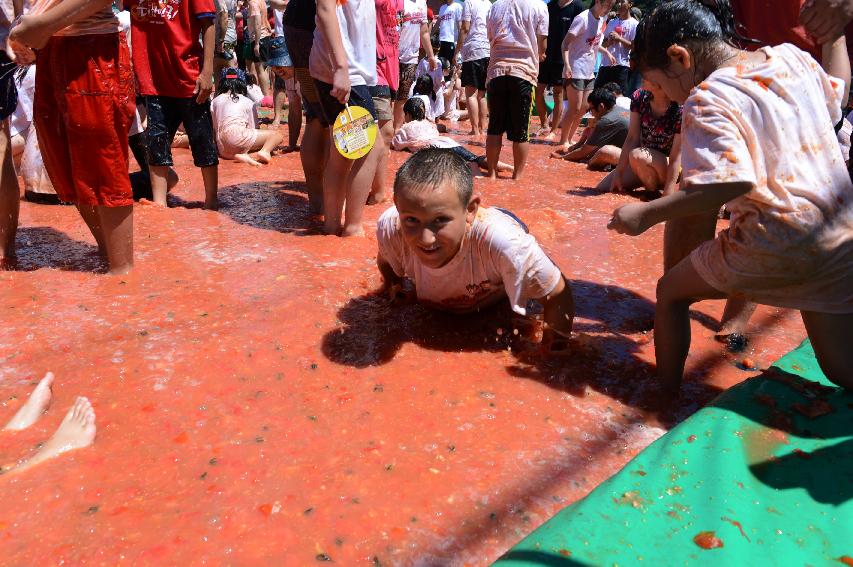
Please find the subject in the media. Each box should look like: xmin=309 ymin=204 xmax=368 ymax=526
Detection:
xmin=309 ymin=0 xmax=385 ymax=237
xmin=453 ymin=0 xmax=490 ymax=135
xmin=484 ymin=0 xmax=548 ymax=180
xmin=395 ymin=0 xmax=438 ymax=130
xmin=437 ymin=0 xmax=462 ymax=62
xmin=551 ymin=0 xmax=616 ymax=157
xmin=594 ymin=1 xmax=637 ymax=94
xmin=377 ymin=149 xmax=574 ymax=345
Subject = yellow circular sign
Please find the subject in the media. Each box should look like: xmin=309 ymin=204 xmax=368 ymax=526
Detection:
xmin=332 ymin=105 xmax=378 ymax=160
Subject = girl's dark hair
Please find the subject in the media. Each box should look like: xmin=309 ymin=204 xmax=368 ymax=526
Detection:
xmin=404 ymin=97 xmax=427 ymax=121
xmin=217 ymin=77 xmax=248 ymax=102
xmin=413 ymin=75 xmax=436 ymax=101
xmin=631 ymin=0 xmax=756 ymax=71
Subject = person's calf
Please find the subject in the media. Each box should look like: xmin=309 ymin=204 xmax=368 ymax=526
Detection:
xmin=201 ymin=165 xmax=219 ymax=210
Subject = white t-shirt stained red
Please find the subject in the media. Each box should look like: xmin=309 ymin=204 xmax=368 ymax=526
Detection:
xmin=399 ymin=0 xmax=428 ymax=65
xmin=128 ymin=0 xmax=217 ymax=98
xmin=564 ymin=9 xmax=606 ymax=80
xmin=486 ymin=0 xmax=549 ymax=86
xmin=377 ymin=206 xmax=562 ymax=314
xmin=460 ymin=0 xmax=491 ymax=62
xmin=437 ymin=1 xmax=462 ymax=43
xmin=602 ymin=16 xmax=637 ymax=67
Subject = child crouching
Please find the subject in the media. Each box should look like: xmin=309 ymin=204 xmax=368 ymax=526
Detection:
xmin=212 ymin=68 xmax=283 ymax=166
xmin=377 ymin=148 xmax=574 ymax=344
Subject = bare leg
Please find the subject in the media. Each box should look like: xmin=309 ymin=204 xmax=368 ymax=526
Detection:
xmin=628 ymin=147 xmax=669 ymax=191
xmin=718 ymin=297 xmax=758 ymax=337
xmin=250 ymin=129 xmax=285 ymax=163
xmin=272 ymin=81 xmax=287 ymax=127
xmin=465 ymin=86 xmax=480 ymax=135
xmin=511 ymin=141 xmax=530 ymax=180
xmin=587 ymin=145 xmax=621 ymax=171
xmin=341 ymin=133 xmax=384 ymax=236
xmin=801 ymin=311 xmax=853 ymax=389
xmin=255 ymin=62 xmax=271 ymax=97
xmin=7 ymin=397 xmax=96 ymax=476
xmin=477 ymin=89 xmax=488 ymax=134
xmin=287 ymin=91 xmax=302 ymax=148
xmin=2 ymin=372 xmax=54 ymax=431
xmin=301 ymin=118 xmax=328 ymax=215
xmin=148 ymin=165 xmax=170 ymax=207
xmin=322 ymin=144 xmax=354 ymax=235
xmin=392 ymin=99 xmax=405 ymax=132
xmin=369 ymin=119 xmax=393 ymax=204
xmin=201 ymin=165 xmax=218 ymax=210
xmin=0 ymin=120 xmax=19 ymax=269
xmin=97 ymin=205 xmax=133 ymax=275
xmin=552 ymin=85 xmax=587 ymax=154
xmin=654 ymin=256 xmax=728 ymax=389
xmin=534 ymin=84 xmax=550 ymax=133
xmin=77 ymin=205 xmax=106 ymax=255
xmin=485 ymin=134 xmax=502 ymax=179
xmin=547 ymin=88 xmax=564 ymax=141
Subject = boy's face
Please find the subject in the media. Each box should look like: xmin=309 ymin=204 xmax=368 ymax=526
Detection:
xmin=395 ymin=181 xmax=479 ymax=269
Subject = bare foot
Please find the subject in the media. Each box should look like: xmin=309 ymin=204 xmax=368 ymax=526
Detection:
xmin=549 ymin=146 xmax=570 ymax=159
xmin=340 ymin=224 xmax=365 ymax=237
xmin=322 ymin=222 xmax=341 ymax=236
xmin=3 ymin=372 xmax=54 ymax=431
xmin=11 ymin=397 xmax=96 ymax=474
xmin=203 ymin=199 xmax=219 ymax=211
xmin=542 ymin=131 xmax=557 ymax=142
xmin=254 ymin=150 xmax=272 ymax=164
xmin=235 ymin=153 xmax=263 ymax=167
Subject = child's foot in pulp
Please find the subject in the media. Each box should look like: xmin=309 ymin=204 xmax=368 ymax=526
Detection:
xmin=235 ymin=153 xmax=263 ymax=167
xmin=254 ymin=150 xmax=272 ymax=164
xmin=3 ymin=372 xmax=54 ymax=431
xmin=15 ymin=397 xmax=96 ymax=472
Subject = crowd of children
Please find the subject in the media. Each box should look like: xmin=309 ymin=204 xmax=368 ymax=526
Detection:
xmin=0 ymin=0 xmax=852 ymax=474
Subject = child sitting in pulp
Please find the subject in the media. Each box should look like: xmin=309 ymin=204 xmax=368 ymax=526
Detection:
xmin=211 ymin=68 xmax=283 ymax=166
xmin=391 ymin=98 xmax=513 ymax=174
xmin=377 ymin=148 xmax=574 ymax=345
xmin=608 ymin=0 xmax=853 ymax=390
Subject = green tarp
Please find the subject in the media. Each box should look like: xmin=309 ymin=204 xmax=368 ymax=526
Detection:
xmin=496 ymin=341 xmax=853 ymax=566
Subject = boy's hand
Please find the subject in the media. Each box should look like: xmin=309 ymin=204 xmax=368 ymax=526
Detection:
xmin=801 ymin=0 xmax=853 ymax=44
xmin=330 ymin=67 xmax=351 ymax=105
xmin=195 ymin=72 xmax=213 ymax=103
xmin=9 ymin=13 xmax=51 ymax=51
xmin=608 ymin=202 xmax=651 ymax=236
xmin=386 ymin=282 xmax=416 ymax=305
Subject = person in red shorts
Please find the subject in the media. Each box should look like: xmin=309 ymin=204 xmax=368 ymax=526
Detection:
xmin=128 ymin=0 xmax=220 ymax=210
xmin=10 ymin=0 xmax=136 ymax=275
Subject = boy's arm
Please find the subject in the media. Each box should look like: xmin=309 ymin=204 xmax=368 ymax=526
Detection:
xmin=537 ymin=34 xmax=547 ymax=62
xmin=377 ymin=254 xmax=403 ymax=290
xmin=249 ymin=1 xmax=261 ymax=58
xmin=608 ymin=181 xmax=752 ymax=236
xmin=421 ymin=21 xmax=438 ymax=70
xmin=9 ymin=0 xmax=113 ymax=49
xmin=316 ymin=0 xmax=350 ymax=103
xmin=215 ymin=0 xmax=227 ymax=53
xmin=597 ymin=44 xmax=616 ymax=65
xmin=540 ymin=276 xmax=574 ymax=344
xmin=561 ymin=143 xmax=598 ymax=162
xmin=197 ymin=17 xmax=216 ymax=103
xmin=452 ymin=19 xmax=469 ymax=64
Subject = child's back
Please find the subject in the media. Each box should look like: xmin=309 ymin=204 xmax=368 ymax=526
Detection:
xmin=212 ymin=92 xmax=256 ymax=131
xmin=684 ymin=43 xmax=853 ymax=313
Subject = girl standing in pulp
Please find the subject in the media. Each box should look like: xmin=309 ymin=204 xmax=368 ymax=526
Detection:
xmin=608 ymin=0 xmax=853 ymax=390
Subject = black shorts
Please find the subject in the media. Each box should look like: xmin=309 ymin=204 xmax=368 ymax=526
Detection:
xmin=461 ymin=57 xmax=489 ymax=91
xmin=397 ymin=62 xmax=417 ymax=101
xmin=0 ymin=51 xmax=18 ymax=120
xmin=308 ymin=81 xmax=377 ymax=129
xmin=537 ymin=58 xmax=564 ymax=87
xmin=438 ymin=41 xmax=455 ymax=62
xmin=145 ymin=95 xmax=218 ymax=168
xmin=486 ymin=75 xmax=532 ymax=143
xmin=594 ymin=65 xmax=630 ymax=94
xmin=284 ymin=25 xmax=312 ymax=69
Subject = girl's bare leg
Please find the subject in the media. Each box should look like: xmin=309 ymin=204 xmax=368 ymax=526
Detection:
xmin=628 ymin=147 xmax=669 ymax=191
xmin=552 ymin=85 xmax=586 ymax=154
xmin=369 ymin=119 xmax=393 ymax=204
xmin=249 ymin=129 xmax=285 ymax=164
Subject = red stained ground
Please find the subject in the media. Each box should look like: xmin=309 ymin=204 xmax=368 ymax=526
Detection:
xmin=0 ymin=124 xmax=805 ymax=565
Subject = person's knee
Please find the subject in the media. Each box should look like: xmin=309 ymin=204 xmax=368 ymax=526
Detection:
xmin=656 ymin=272 xmax=691 ymax=307
xmin=629 ymin=147 xmax=651 ymax=167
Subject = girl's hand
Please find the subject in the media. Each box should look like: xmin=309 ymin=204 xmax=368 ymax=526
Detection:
xmin=610 ymin=169 xmax=625 ymax=193
xmin=608 ymin=202 xmax=652 ymax=236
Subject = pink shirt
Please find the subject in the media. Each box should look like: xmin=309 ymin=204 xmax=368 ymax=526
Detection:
xmin=375 ymin=0 xmax=402 ymax=91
